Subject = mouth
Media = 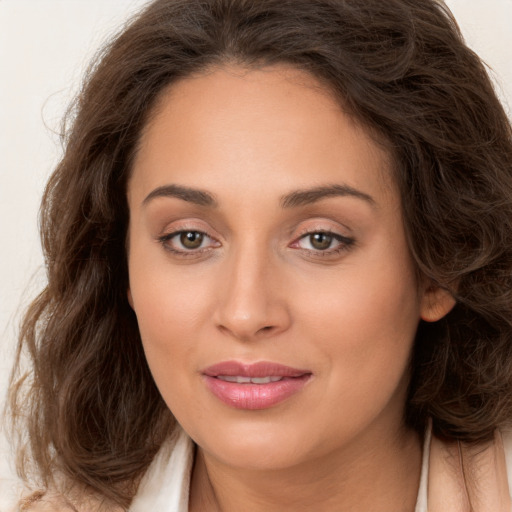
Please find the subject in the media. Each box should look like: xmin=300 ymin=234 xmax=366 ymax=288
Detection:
xmin=202 ymin=361 xmax=312 ymax=410
xmin=216 ymin=375 xmax=284 ymax=384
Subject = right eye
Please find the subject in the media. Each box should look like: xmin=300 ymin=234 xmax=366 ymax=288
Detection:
xmin=158 ymin=230 xmax=220 ymax=255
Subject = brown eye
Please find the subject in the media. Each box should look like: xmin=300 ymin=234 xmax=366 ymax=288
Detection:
xmin=158 ymin=229 xmax=220 ymax=256
xmin=180 ymin=231 xmax=204 ymax=249
xmin=309 ymin=233 xmax=333 ymax=250
xmin=292 ymin=231 xmax=354 ymax=255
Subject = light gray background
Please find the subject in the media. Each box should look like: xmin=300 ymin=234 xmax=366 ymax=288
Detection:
xmin=1 ymin=0 xmax=511 ymax=508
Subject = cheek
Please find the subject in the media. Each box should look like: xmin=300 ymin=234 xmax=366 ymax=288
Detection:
xmin=293 ymin=248 xmax=421 ymax=405
xmin=128 ymin=276 xmax=206 ymax=419
xmin=128 ymin=230 xmax=214 ymax=329
xmin=130 ymin=273 xmax=210 ymax=354
xmin=127 ymin=244 xmax=211 ymax=381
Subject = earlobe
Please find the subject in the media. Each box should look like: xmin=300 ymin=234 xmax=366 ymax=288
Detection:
xmin=127 ymin=288 xmax=134 ymax=309
xmin=420 ymin=285 xmax=456 ymax=323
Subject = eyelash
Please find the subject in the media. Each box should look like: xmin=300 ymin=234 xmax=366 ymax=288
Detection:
xmin=157 ymin=229 xmax=355 ymax=258
xmin=158 ymin=230 xmax=219 ymax=257
xmin=290 ymin=230 xmax=355 ymax=257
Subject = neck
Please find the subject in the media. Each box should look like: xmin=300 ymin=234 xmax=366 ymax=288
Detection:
xmin=189 ymin=422 xmax=422 ymax=512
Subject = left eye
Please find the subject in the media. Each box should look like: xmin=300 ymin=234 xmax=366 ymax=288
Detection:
xmin=160 ymin=230 xmax=216 ymax=252
xmin=295 ymin=232 xmax=351 ymax=252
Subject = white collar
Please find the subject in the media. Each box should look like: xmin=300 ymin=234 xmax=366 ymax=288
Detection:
xmin=129 ymin=427 xmax=193 ymax=512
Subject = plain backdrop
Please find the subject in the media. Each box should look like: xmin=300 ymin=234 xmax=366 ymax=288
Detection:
xmin=1 ymin=0 xmax=511 ymax=507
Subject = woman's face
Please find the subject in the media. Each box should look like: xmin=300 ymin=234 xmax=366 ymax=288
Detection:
xmin=127 ymin=65 xmax=438 ymax=470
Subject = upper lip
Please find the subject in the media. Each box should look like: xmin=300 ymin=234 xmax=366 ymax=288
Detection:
xmin=202 ymin=361 xmax=311 ymax=378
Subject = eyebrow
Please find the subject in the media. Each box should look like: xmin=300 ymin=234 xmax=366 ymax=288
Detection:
xmin=280 ymin=184 xmax=376 ymax=208
xmin=142 ymin=183 xmax=375 ymax=209
xmin=142 ymin=184 xmax=217 ymax=207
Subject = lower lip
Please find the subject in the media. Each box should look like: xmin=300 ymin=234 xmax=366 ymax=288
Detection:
xmin=203 ymin=375 xmax=311 ymax=410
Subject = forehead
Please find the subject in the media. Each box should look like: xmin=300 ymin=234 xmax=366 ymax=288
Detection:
xmin=129 ymin=64 xmax=396 ymax=208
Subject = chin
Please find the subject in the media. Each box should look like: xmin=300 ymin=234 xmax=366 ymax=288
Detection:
xmin=183 ymin=410 xmax=329 ymax=471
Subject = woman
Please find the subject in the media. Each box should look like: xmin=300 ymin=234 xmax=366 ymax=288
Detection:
xmin=8 ymin=0 xmax=512 ymax=510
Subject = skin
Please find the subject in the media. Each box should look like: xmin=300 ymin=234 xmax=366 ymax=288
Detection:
xmin=127 ymin=64 xmax=454 ymax=512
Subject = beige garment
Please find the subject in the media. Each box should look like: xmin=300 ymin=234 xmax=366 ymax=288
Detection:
xmin=428 ymin=428 xmax=512 ymax=511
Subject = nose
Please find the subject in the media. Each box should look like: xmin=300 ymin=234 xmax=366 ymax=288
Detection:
xmin=213 ymin=245 xmax=291 ymax=342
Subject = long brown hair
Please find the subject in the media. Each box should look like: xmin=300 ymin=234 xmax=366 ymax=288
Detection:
xmin=9 ymin=0 xmax=512 ymax=508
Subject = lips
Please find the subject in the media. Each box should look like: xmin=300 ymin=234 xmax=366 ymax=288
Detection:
xmin=202 ymin=361 xmax=312 ymax=410
xmin=217 ymin=375 xmax=283 ymax=384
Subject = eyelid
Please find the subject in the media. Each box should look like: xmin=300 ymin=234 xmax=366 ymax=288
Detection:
xmin=156 ymin=221 xmax=221 ymax=257
xmin=158 ymin=230 xmax=221 ymax=258
xmin=289 ymin=223 xmax=356 ymax=257
xmin=291 ymin=230 xmax=354 ymax=247
xmin=156 ymin=218 xmax=219 ymax=242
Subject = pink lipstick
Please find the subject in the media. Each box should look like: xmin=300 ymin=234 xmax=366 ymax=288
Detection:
xmin=202 ymin=361 xmax=312 ymax=410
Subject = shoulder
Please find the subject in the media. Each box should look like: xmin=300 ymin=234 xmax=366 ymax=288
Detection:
xmin=17 ymin=491 xmax=77 ymax=511
xmin=17 ymin=490 xmax=124 ymax=512
xmin=428 ymin=428 xmax=512 ymax=509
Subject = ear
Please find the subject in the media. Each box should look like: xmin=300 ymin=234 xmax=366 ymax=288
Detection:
xmin=420 ymin=283 xmax=456 ymax=322
xmin=127 ymin=288 xmax=134 ymax=309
